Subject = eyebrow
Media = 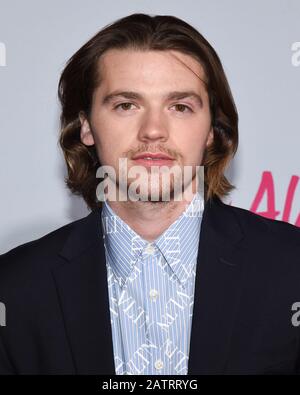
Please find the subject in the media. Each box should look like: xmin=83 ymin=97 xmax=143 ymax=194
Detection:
xmin=101 ymin=90 xmax=203 ymax=107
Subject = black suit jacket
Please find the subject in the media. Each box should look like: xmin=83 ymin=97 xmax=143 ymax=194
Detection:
xmin=0 ymin=196 xmax=300 ymax=375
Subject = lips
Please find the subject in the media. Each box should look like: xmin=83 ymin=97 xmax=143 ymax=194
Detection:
xmin=132 ymin=153 xmax=175 ymax=168
xmin=132 ymin=152 xmax=174 ymax=160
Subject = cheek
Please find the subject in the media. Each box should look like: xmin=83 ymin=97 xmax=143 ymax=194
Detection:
xmin=176 ymin=126 xmax=210 ymax=160
xmin=90 ymin=115 xmax=124 ymax=160
xmin=96 ymin=134 xmax=132 ymax=170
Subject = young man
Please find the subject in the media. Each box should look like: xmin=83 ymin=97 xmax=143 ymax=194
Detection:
xmin=0 ymin=13 xmax=299 ymax=375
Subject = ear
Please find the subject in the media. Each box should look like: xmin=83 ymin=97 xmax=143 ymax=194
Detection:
xmin=79 ymin=111 xmax=95 ymax=146
xmin=206 ymin=127 xmax=214 ymax=148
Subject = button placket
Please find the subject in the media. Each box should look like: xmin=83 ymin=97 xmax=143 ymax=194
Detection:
xmin=154 ymin=359 xmax=164 ymax=370
xmin=144 ymin=243 xmax=156 ymax=255
xmin=149 ymin=288 xmax=159 ymax=300
xmin=145 ymin=287 xmax=167 ymax=348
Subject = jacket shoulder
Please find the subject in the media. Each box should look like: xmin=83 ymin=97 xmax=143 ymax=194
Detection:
xmin=0 ymin=213 xmax=92 ymax=279
xmin=222 ymin=200 xmax=300 ymax=247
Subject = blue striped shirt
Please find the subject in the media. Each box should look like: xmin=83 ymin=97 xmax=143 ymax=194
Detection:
xmin=100 ymin=192 xmax=204 ymax=375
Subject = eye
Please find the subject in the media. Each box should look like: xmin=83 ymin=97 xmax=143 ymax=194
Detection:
xmin=113 ymin=102 xmax=137 ymax=111
xmin=171 ymin=104 xmax=193 ymax=113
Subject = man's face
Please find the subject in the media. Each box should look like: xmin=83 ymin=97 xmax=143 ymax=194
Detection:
xmin=80 ymin=48 xmax=213 ymax=202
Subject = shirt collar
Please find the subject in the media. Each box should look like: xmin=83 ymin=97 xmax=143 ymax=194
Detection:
xmin=101 ymin=192 xmax=204 ymax=289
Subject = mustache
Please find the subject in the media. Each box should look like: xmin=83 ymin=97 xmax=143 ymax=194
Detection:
xmin=125 ymin=145 xmax=179 ymax=159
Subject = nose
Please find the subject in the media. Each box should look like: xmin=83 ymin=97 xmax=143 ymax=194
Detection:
xmin=137 ymin=108 xmax=169 ymax=143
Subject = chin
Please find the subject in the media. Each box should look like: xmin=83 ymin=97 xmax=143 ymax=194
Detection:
xmin=129 ymin=184 xmax=178 ymax=203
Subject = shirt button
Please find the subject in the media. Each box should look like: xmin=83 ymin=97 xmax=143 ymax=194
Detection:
xmin=145 ymin=243 xmax=155 ymax=255
xmin=149 ymin=289 xmax=159 ymax=300
xmin=154 ymin=359 xmax=164 ymax=370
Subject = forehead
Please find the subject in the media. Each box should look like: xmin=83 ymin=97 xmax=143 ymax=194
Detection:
xmin=97 ymin=49 xmax=207 ymax=92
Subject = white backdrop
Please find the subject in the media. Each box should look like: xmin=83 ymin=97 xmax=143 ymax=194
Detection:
xmin=0 ymin=0 xmax=299 ymax=254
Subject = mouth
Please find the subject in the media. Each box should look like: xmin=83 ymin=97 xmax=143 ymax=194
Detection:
xmin=132 ymin=152 xmax=175 ymax=167
xmin=132 ymin=158 xmax=175 ymax=167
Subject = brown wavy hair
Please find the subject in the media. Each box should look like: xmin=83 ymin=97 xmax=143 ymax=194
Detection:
xmin=58 ymin=13 xmax=238 ymax=210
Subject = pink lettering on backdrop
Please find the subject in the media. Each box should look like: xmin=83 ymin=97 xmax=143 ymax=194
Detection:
xmin=250 ymin=171 xmax=300 ymax=227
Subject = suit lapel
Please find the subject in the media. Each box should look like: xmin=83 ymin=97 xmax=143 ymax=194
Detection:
xmin=52 ymin=208 xmax=115 ymax=374
xmin=188 ymin=197 xmax=247 ymax=374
